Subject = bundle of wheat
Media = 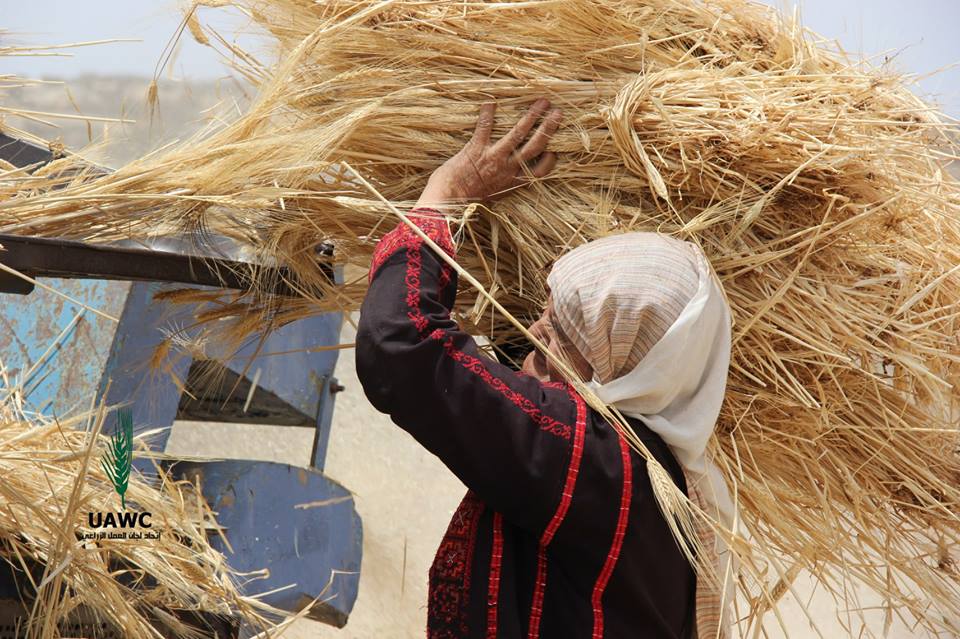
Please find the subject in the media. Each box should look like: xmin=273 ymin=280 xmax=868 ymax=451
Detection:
xmin=0 ymin=405 xmax=280 ymax=638
xmin=1 ymin=1 xmax=959 ymax=634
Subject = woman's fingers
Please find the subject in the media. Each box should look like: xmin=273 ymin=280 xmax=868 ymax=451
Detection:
xmin=457 ymin=97 xmax=559 ymax=201
xmin=518 ymin=108 xmax=563 ymax=162
xmin=496 ymin=98 xmax=551 ymax=155
xmin=511 ymin=152 xmax=558 ymax=191
xmin=473 ymin=102 xmax=497 ymax=144
xmin=528 ymin=151 xmax=558 ymax=179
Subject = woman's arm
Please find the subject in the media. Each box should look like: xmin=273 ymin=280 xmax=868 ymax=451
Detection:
xmin=355 ymin=100 xmax=579 ymax=535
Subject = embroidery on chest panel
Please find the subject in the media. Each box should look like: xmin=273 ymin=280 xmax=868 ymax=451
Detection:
xmin=428 ymin=492 xmax=485 ymax=638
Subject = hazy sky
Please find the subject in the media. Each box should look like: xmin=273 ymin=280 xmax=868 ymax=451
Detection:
xmin=3 ymin=0 xmax=959 ymax=116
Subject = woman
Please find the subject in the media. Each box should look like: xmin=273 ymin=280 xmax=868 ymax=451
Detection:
xmin=356 ymin=98 xmax=733 ymax=638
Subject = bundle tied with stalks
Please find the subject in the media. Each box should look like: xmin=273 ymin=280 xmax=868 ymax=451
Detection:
xmin=1 ymin=0 xmax=959 ymax=634
xmin=0 ymin=406 xmax=281 ymax=638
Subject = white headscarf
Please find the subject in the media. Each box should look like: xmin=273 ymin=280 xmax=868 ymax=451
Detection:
xmin=547 ymin=232 xmax=735 ymax=637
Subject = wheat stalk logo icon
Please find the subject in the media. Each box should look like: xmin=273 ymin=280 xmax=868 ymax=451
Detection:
xmin=101 ymin=409 xmax=133 ymax=510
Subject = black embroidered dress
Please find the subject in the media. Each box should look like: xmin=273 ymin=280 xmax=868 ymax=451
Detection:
xmin=356 ymin=208 xmax=696 ymax=639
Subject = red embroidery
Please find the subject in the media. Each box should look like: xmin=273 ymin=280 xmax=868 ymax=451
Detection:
xmin=405 ymin=244 xmax=430 ymax=335
xmin=439 ymin=336 xmax=573 ymax=441
xmin=514 ymin=370 xmax=568 ymax=390
xmin=368 ymin=225 xmax=409 ymax=282
xmin=438 ymin=264 xmax=452 ymax=292
xmin=591 ymin=436 xmax=634 ymax=638
xmin=486 ymin=512 xmax=505 ymax=639
xmin=369 ymin=208 xmax=455 ymax=283
xmin=528 ymin=387 xmax=588 ymax=638
xmin=429 ymin=492 xmax=485 ymax=639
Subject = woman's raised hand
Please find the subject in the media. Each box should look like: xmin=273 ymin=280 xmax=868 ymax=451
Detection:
xmin=416 ymin=98 xmax=562 ymax=208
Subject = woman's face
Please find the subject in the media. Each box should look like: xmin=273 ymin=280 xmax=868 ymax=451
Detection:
xmin=521 ymin=296 xmax=593 ymax=382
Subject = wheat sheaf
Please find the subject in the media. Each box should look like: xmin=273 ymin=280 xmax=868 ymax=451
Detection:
xmin=100 ymin=409 xmax=133 ymax=510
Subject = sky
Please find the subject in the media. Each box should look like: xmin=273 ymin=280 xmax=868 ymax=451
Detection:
xmin=2 ymin=0 xmax=254 ymax=80
xmin=3 ymin=0 xmax=959 ymax=117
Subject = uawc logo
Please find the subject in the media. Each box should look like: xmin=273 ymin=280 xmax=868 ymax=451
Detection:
xmin=82 ymin=409 xmax=160 ymax=541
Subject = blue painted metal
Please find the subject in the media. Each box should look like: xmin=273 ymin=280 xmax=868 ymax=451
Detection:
xmin=98 ymin=281 xmax=201 ymax=469
xmin=0 ymin=278 xmax=129 ymax=418
xmin=311 ymin=374 xmax=338 ymax=472
xmin=169 ymin=459 xmax=362 ymax=627
xmin=0 ymin=272 xmax=345 ymax=471
xmin=211 ymin=307 xmax=343 ymax=426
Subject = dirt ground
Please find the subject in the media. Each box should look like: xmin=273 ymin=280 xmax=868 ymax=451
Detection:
xmin=166 ymin=317 xmax=920 ymax=639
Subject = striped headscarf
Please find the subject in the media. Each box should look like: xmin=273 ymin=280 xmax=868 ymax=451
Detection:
xmin=545 ymin=232 xmax=735 ymax=639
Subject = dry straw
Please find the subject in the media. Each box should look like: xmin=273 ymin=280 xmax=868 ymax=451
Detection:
xmin=0 ymin=404 xmax=286 ymax=638
xmin=2 ymin=0 xmax=960 ymax=635
xmin=0 ymin=36 xmax=134 ymax=149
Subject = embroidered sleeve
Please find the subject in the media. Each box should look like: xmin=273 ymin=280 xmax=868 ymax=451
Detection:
xmin=368 ymin=207 xmax=456 ymax=283
xmin=355 ymin=204 xmax=586 ymax=536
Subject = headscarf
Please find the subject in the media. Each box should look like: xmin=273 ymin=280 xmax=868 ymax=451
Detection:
xmin=542 ymin=232 xmax=735 ymax=639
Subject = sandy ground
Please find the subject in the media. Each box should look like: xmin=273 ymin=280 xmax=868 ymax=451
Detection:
xmin=166 ymin=318 xmax=925 ymax=639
